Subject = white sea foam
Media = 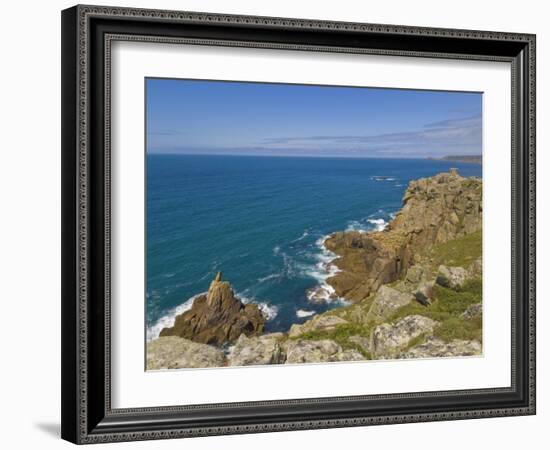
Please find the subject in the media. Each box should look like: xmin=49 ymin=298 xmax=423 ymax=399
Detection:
xmin=346 ymin=220 xmax=368 ymax=233
xmin=257 ymin=273 xmax=280 ymax=283
xmin=370 ymin=176 xmax=396 ymax=182
xmin=302 ymin=236 xmax=346 ymax=304
xmin=367 ymin=218 xmax=389 ymax=231
xmin=240 ymin=294 xmax=279 ymax=321
xmin=291 ymin=230 xmax=310 ymax=243
xmin=296 ymin=309 xmax=316 ymax=318
xmin=146 ymin=292 xmax=205 ymax=342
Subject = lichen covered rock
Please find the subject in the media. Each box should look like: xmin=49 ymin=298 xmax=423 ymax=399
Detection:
xmin=227 ymin=333 xmax=285 ymax=366
xmin=372 ymin=315 xmax=438 ymax=359
xmin=399 ymin=336 xmax=481 ymax=358
xmin=366 ymin=285 xmax=414 ymax=323
xmin=288 ymin=315 xmax=348 ymax=338
xmin=283 ymin=339 xmax=365 ymax=364
xmin=146 ymin=336 xmax=226 ymax=370
xmin=436 ymin=265 xmax=469 ymax=290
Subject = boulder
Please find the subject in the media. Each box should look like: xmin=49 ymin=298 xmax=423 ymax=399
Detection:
xmin=366 ymin=285 xmax=414 ymax=323
xmin=436 ymin=265 xmax=469 ymax=290
xmin=160 ymin=272 xmax=265 ymax=346
xmin=461 ymin=303 xmax=483 ymax=320
xmin=372 ymin=315 xmax=438 ymax=359
xmin=228 ymin=333 xmax=285 ymax=366
xmin=399 ymin=336 xmax=482 ymax=358
xmin=146 ymin=336 xmax=226 ymax=370
xmin=283 ymin=339 xmax=365 ymax=364
xmin=288 ymin=315 xmax=348 ymax=338
xmin=405 ymin=265 xmax=424 ymax=286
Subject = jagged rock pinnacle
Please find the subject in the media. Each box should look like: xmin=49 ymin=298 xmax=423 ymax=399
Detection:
xmin=214 ymin=271 xmax=222 ymax=282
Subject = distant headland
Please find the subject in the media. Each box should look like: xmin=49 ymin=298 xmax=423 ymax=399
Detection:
xmin=433 ymin=155 xmax=482 ymax=164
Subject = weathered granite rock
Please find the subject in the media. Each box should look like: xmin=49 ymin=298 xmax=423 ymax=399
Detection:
xmin=436 ymin=265 xmax=469 ymax=290
xmin=399 ymin=336 xmax=482 ymax=358
xmin=227 ymin=333 xmax=285 ymax=366
xmin=288 ymin=315 xmax=348 ymax=338
xmin=405 ymin=265 xmax=425 ymax=286
xmin=349 ymin=335 xmax=371 ymax=354
xmin=372 ymin=315 xmax=438 ymax=359
xmin=323 ymin=171 xmax=482 ymax=302
xmin=283 ymin=339 xmax=365 ymax=364
xmin=366 ymin=285 xmax=414 ymax=323
xmin=462 ymin=303 xmax=483 ymax=320
xmin=160 ymin=272 xmax=265 ymax=346
xmin=146 ymin=336 xmax=226 ymax=370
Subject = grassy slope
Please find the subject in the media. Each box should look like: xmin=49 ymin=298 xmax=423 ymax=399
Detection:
xmin=293 ymin=229 xmax=483 ymax=358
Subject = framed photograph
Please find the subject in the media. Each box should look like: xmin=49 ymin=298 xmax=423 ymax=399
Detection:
xmin=61 ymin=4 xmax=536 ymax=444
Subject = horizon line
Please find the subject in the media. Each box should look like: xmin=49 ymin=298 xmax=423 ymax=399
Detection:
xmin=146 ymin=152 xmax=482 ymax=160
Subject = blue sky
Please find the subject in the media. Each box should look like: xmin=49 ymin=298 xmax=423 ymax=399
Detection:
xmin=146 ymin=78 xmax=482 ymax=158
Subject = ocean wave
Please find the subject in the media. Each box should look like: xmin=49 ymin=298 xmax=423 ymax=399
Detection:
xmin=239 ymin=294 xmax=279 ymax=321
xmin=291 ymin=230 xmax=310 ymax=243
xmin=346 ymin=220 xmax=368 ymax=233
xmin=296 ymin=309 xmax=316 ymax=318
xmin=301 ymin=236 xmax=346 ymax=304
xmin=257 ymin=273 xmax=280 ymax=283
xmin=146 ymin=292 xmax=205 ymax=342
xmin=370 ymin=175 xmax=396 ymax=182
xmin=367 ymin=218 xmax=388 ymax=231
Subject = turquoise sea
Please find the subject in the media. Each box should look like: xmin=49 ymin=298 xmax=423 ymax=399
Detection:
xmin=146 ymin=155 xmax=482 ymax=340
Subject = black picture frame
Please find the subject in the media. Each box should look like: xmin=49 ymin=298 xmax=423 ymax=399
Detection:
xmin=61 ymin=4 xmax=536 ymax=444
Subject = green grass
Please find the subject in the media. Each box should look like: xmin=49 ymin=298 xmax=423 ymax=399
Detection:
xmin=387 ymin=278 xmax=482 ymax=343
xmin=434 ymin=316 xmax=482 ymax=342
xmin=291 ymin=323 xmax=374 ymax=359
xmin=429 ymin=229 xmax=482 ymax=268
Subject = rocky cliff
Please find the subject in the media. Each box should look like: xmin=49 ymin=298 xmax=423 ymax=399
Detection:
xmin=322 ymin=169 xmax=482 ymax=302
xmin=159 ymin=272 xmax=265 ymax=346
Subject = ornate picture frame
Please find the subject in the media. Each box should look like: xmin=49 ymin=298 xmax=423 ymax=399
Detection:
xmin=61 ymin=4 xmax=535 ymax=444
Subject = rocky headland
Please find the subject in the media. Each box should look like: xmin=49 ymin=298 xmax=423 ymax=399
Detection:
xmin=159 ymin=272 xmax=265 ymax=346
xmin=147 ymin=169 xmax=483 ymax=369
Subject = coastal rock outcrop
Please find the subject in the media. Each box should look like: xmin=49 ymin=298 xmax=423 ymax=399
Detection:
xmin=365 ymin=285 xmax=414 ymax=323
xmin=228 ymin=333 xmax=285 ymax=366
xmin=146 ymin=336 xmax=226 ymax=370
xmin=324 ymin=170 xmax=482 ymax=302
xmin=159 ymin=272 xmax=265 ymax=346
xmin=399 ymin=336 xmax=482 ymax=358
xmin=372 ymin=315 xmax=438 ymax=359
xmin=288 ymin=315 xmax=348 ymax=338
xmin=283 ymin=339 xmax=365 ymax=364
xmin=436 ymin=265 xmax=469 ymax=290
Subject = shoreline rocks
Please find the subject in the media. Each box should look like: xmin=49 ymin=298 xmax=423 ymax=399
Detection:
xmin=146 ymin=336 xmax=226 ymax=370
xmin=159 ymin=272 xmax=265 ymax=346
